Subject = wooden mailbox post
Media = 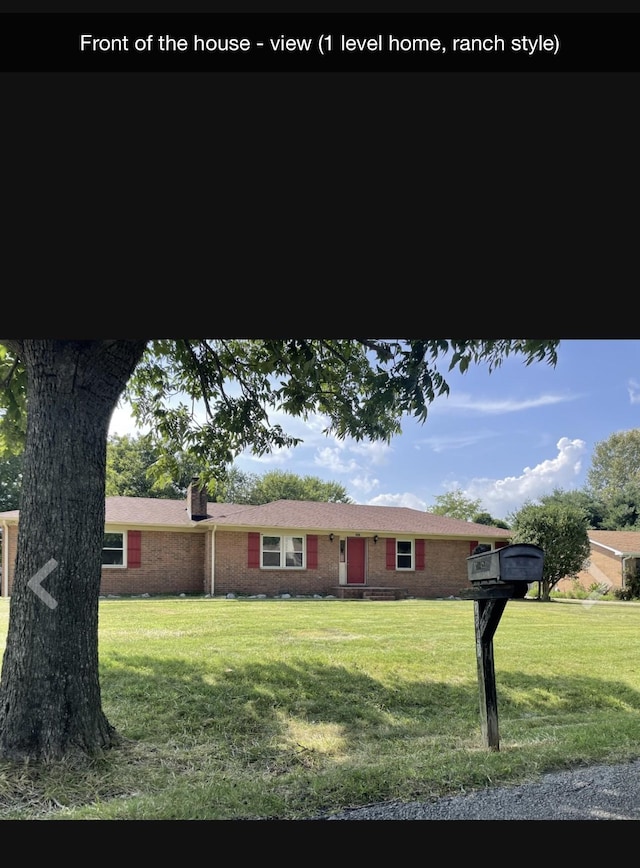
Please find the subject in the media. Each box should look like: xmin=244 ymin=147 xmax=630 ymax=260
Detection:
xmin=461 ymin=544 xmax=544 ymax=751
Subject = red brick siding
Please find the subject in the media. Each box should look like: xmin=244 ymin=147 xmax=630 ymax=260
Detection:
xmin=366 ymin=538 xmax=472 ymax=597
xmin=2 ymin=525 xmax=489 ymax=599
xmin=209 ymin=535 xmax=478 ymax=599
xmin=556 ymin=546 xmax=624 ymax=592
xmin=100 ymin=530 xmax=205 ymax=595
xmin=2 ymin=525 xmax=19 ymax=594
xmin=2 ymin=526 xmax=205 ymax=597
xmin=212 ymin=531 xmax=340 ymax=597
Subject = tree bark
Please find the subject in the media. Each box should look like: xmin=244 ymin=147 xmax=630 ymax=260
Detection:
xmin=0 ymin=340 xmax=148 ymax=762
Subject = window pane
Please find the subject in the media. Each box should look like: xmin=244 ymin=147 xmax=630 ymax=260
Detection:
xmin=284 ymin=536 xmax=303 ymax=568
xmin=102 ymin=533 xmax=124 ymax=566
xmin=288 ymin=537 xmax=303 ymax=553
xmin=263 ymin=552 xmax=280 ymax=567
xmin=397 ymin=540 xmax=413 ymax=570
xmin=102 ymin=549 xmax=124 ymax=565
xmin=261 ymin=534 xmax=304 ymax=568
xmin=262 ymin=535 xmax=281 ymax=567
xmin=286 ymin=551 xmax=303 ymax=567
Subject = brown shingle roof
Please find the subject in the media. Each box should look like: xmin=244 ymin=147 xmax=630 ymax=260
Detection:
xmin=588 ymin=530 xmax=640 ymax=556
xmin=101 ymin=497 xmax=251 ymax=527
xmin=1 ymin=497 xmax=512 ymax=539
xmin=204 ymin=500 xmax=512 ymax=538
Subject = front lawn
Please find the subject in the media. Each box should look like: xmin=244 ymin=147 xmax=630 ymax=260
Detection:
xmin=0 ymin=596 xmax=639 ymax=819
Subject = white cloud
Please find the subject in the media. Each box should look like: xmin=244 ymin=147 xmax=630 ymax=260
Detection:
xmin=461 ymin=437 xmax=587 ymax=519
xmin=313 ymin=436 xmax=391 ymax=475
xmin=349 ymin=474 xmax=380 ymax=495
xmin=628 ymin=380 xmax=640 ymax=404
xmin=366 ymin=491 xmax=428 ymax=510
xmin=415 ymin=429 xmax=498 ymax=453
xmin=240 ymin=447 xmax=294 ymax=466
xmin=314 ymin=446 xmax=359 ymax=474
xmin=348 ymin=440 xmax=391 ymax=465
xmin=431 ymin=392 xmax=579 ymax=415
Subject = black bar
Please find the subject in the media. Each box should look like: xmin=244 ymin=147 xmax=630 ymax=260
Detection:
xmin=1 ymin=12 xmax=640 ymax=73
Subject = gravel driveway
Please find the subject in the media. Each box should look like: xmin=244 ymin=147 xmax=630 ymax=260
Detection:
xmin=314 ymin=759 xmax=640 ymax=820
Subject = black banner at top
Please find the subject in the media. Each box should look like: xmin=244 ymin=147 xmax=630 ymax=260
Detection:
xmin=1 ymin=12 xmax=640 ymax=72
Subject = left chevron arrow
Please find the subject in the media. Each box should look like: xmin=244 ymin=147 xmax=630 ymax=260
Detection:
xmin=27 ymin=559 xmax=58 ymax=609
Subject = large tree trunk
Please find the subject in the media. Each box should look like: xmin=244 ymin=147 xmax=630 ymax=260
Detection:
xmin=0 ymin=340 xmax=148 ymax=762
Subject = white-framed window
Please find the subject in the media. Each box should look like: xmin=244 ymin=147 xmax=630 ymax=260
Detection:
xmin=261 ymin=534 xmax=305 ymax=569
xmin=102 ymin=531 xmax=126 ymax=567
xmin=396 ymin=539 xmax=414 ymax=570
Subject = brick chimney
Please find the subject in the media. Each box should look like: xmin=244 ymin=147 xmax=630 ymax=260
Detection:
xmin=187 ymin=477 xmax=209 ymax=521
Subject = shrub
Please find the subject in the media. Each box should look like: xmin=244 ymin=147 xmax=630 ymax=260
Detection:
xmin=614 ymin=564 xmax=640 ymax=601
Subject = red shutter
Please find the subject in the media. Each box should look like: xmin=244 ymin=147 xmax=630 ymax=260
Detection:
xmin=469 ymin=540 xmax=479 ymax=555
xmin=307 ymin=535 xmax=318 ymax=569
xmin=128 ymin=530 xmax=141 ymax=568
xmin=248 ymin=532 xmax=260 ymax=568
xmin=415 ymin=539 xmax=425 ymax=571
xmin=386 ymin=537 xmax=396 ymax=570
xmin=495 ymin=540 xmax=509 ymax=549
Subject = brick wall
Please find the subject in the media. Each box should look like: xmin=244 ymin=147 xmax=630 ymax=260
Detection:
xmin=2 ymin=524 xmax=18 ymax=595
xmin=2 ymin=524 xmax=482 ymax=600
xmin=2 ymin=525 xmax=206 ymax=597
xmin=212 ymin=530 xmax=340 ymax=596
xmin=213 ymin=533 xmax=472 ymax=599
xmin=556 ymin=546 xmax=624 ymax=592
xmin=367 ymin=537 xmax=473 ymax=597
xmin=100 ymin=530 xmax=205 ymax=595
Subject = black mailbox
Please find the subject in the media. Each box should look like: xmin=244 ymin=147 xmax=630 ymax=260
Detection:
xmin=467 ymin=543 xmax=544 ymax=587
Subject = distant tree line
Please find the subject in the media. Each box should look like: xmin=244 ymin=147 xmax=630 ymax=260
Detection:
xmin=101 ymin=433 xmax=353 ymax=503
xmin=2 ymin=428 xmax=640 ymax=522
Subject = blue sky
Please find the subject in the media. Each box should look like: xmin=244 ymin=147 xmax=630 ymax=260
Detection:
xmin=108 ymin=339 xmax=640 ymax=521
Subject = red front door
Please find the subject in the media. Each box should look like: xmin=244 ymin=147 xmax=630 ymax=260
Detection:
xmin=347 ymin=537 xmax=366 ymax=584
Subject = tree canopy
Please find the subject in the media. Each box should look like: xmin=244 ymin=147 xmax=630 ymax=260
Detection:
xmin=120 ymin=339 xmax=560 ymax=493
xmin=0 ymin=451 xmax=23 ymax=513
xmin=429 ymin=489 xmax=482 ymax=521
xmin=509 ymin=499 xmax=591 ymax=601
xmin=1 ymin=340 xmax=561 ymax=477
xmin=583 ymin=430 xmax=640 ymax=530
xmin=0 ymin=338 xmax=560 ymax=763
xmin=472 ymin=511 xmax=510 ymax=529
xmin=532 ymin=487 xmax=605 ymax=529
xmin=105 ymin=438 xmax=352 ymax=504
xmin=0 ymin=345 xmax=26 ymax=456
xmin=587 ymin=429 xmax=640 ymax=503
xmin=106 ymin=433 xmax=202 ymax=499
xmin=429 ymin=488 xmax=508 ymax=527
xmin=597 ymin=482 xmax=640 ymax=530
xmin=220 ymin=468 xmax=352 ymax=504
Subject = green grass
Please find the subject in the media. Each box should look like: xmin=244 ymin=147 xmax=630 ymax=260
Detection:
xmin=1 ymin=595 xmax=640 ymax=819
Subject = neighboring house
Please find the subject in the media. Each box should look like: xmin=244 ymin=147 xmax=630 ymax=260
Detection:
xmin=0 ymin=480 xmax=513 ymax=600
xmin=556 ymin=530 xmax=640 ymax=594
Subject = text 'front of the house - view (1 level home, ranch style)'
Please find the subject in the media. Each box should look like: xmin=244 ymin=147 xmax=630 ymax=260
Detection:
xmin=0 ymin=480 xmax=513 ymax=600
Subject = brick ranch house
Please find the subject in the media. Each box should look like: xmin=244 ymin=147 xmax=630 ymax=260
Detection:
xmin=555 ymin=530 xmax=640 ymax=595
xmin=0 ymin=481 xmax=514 ymax=600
